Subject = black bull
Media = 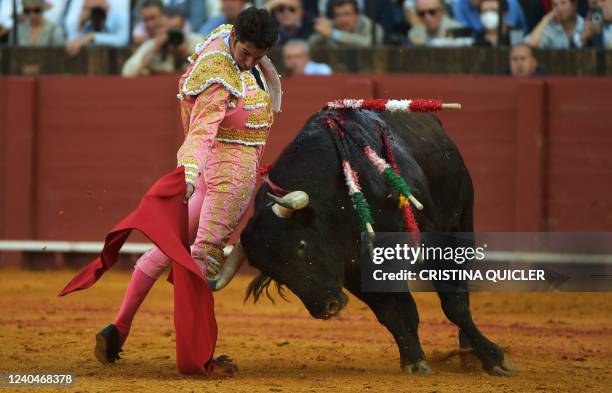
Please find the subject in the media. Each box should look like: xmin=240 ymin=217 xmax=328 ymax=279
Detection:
xmin=239 ymin=109 xmax=515 ymax=376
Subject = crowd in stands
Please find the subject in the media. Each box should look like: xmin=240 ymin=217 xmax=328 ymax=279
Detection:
xmin=1 ymin=0 xmax=611 ymax=77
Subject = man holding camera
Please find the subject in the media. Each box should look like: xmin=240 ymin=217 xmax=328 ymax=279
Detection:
xmin=122 ymin=8 xmax=204 ymax=77
xmin=65 ymin=0 xmax=129 ymax=55
xmin=580 ymin=0 xmax=612 ymax=48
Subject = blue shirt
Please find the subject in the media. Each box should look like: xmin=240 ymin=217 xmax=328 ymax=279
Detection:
xmin=605 ymin=24 xmax=612 ymax=49
xmin=304 ymin=61 xmax=332 ymax=76
xmin=452 ymin=0 xmax=527 ymax=33
xmin=199 ymin=15 xmax=228 ymax=37
xmin=165 ymin=0 xmax=208 ymax=32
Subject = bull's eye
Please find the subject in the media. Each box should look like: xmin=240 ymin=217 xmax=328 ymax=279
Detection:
xmin=298 ymin=240 xmax=307 ymax=250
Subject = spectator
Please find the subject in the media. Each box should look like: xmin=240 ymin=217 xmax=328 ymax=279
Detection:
xmin=309 ymin=0 xmax=384 ymax=47
xmin=8 ymin=0 xmax=65 ymax=46
xmin=580 ymin=0 xmax=612 ymax=48
xmin=1 ymin=1 xmax=71 ymax=42
xmin=453 ymin=0 xmax=527 ymax=32
xmin=64 ymin=0 xmax=129 ymax=55
xmin=266 ymin=0 xmax=314 ymax=45
xmin=381 ymin=0 xmax=411 ymax=44
xmin=301 ymin=0 xmax=365 ymax=18
xmin=404 ymin=0 xmax=455 ymax=27
xmin=507 ymin=43 xmax=545 ymax=76
xmin=526 ymin=0 xmax=585 ymax=48
xmin=132 ymin=0 xmax=214 ymax=38
xmin=408 ymin=0 xmax=462 ymax=46
xmin=166 ymin=0 xmax=216 ymax=33
xmin=132 ymin=0 xmax=168 ymax=45
xmin=473 ymin=0 xmax=511 ymax=46
xmin=282 ymin=39 xmax=332 ymax=75
xmin=521 ymin=0 xmax=590 ymax=31
xmin=199 ymin=0 xmax=251 ymax=36
xmin=122 ymin=8 xmax=203 ymax=77
xmin=304 ymin=0 xmax=406 ymax=42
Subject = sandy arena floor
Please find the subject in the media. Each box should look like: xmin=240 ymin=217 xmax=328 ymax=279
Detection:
xmin=0 ymin=269 xmax=610 ymax=392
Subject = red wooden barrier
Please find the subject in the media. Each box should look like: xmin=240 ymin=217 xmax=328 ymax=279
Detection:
xmin=545 ymin=78 xmax=612 ymax=231
xmin=1 ymin=74 xmax=611 ymax=251
xmin=1 ymin=78 xmax=37 ymax=239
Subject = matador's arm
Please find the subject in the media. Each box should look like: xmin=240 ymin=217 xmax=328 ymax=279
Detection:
xmin=176 ymin=83 xmax=231 ymax=185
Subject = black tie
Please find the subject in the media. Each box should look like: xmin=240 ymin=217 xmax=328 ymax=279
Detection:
xmin=251 ymin=67 xmax=266 ymax=92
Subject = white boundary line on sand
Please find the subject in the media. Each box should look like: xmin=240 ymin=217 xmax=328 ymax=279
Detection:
xmin=0 ymin=241 xmax=234 ymax=256
xmin=1 ymin=241 xmax=612 ymax=265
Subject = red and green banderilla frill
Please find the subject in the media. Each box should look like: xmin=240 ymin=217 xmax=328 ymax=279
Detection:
xmin=323 ymin=98 xmax=462 ymax=244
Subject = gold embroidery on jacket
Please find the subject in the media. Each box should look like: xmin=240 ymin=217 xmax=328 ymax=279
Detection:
xmin=215 ymin=128 xmax=267 ymax=145
xmin=246 ymin=111 xmax=269 ymax=128
xmin=182 ymin=51 xmax=244 ymax=98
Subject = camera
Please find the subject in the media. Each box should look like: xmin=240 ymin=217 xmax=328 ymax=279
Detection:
xmin=590 ymin=7 xmax=604 ymax=25
xmin=166 ymin=27 xmax=185 ymax=48
xmin=89 ymin=6 xmax=107 ymax=31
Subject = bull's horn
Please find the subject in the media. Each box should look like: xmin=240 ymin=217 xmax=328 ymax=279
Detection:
xmin=267 ymin=191 xmax=309 ymax=209
xmin=209 ymin=241 xmax=247 ymax=291
xmin=268 ymin=191 xmax=309 ymax=218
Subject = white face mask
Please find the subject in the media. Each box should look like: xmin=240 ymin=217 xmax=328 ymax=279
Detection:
xmin=481 ymin=11 xmax=499 ymax=30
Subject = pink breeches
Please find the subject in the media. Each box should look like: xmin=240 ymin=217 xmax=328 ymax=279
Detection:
xmin=135 ymin=140 xmax=263 ymax=279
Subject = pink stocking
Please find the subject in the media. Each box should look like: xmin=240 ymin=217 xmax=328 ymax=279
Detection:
xmin=113 ymin=267 xmax=156 ymax=346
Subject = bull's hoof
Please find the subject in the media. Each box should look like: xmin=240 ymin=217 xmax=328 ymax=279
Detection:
xmin=486 ymin=354 xmax=516 ymax=377
xmin=94 ymin=324 xmax=123 ymax=364
xmin=402 ymin=360 xmax=431 ymax=375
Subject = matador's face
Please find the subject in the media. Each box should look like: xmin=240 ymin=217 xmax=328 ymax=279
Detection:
xmin=229 ymin=29 xmax=268 ymax=71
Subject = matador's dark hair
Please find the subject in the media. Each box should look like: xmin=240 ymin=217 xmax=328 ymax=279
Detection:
xmin=234 ymin=7 xmax=278 ymax=50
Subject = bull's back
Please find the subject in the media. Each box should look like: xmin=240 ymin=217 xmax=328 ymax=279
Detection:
xmin=276 ymin=109 xmax=473 ymax=230
xmin=381 ymin=112 xmax=466 ymax=176
xmin=379 ymin=111 xmax=473 ymax=230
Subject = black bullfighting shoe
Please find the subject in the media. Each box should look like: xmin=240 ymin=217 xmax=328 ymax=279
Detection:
xmin=94 ymin=324 xmax=123 ymax=364
xmin=208 ymin=355 xmax=238 ymax=378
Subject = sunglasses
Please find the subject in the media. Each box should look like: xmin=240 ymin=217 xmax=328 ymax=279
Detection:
xmin=417 ymin=8 xmax=440 ymax=18
xmin=24 ymin=7 xmax=43 ymax=14
xmin=275 ymin=4 xmax=298 ymax=13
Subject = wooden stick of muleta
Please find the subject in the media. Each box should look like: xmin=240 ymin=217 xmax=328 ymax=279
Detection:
xmin=324 ymin=99 xmax=462 ymax=112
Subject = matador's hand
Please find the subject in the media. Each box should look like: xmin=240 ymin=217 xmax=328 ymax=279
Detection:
xmin=184 ymin=183 xmax=195 ymax=204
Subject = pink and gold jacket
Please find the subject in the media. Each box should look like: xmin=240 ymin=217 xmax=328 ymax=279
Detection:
xmin=175 ymin=24 xmax=282 ymax=185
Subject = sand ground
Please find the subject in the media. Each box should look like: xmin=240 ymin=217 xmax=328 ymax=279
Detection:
xmin=0 ymin=269 xmax=610 ymax=393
